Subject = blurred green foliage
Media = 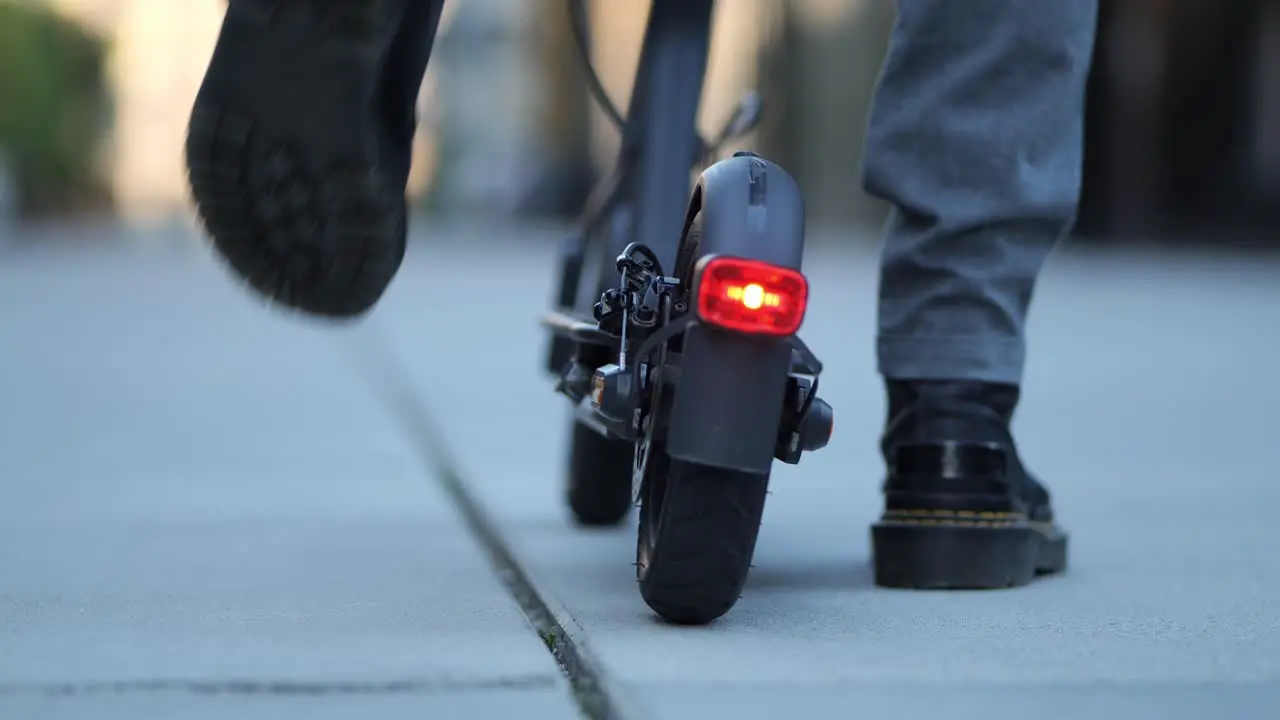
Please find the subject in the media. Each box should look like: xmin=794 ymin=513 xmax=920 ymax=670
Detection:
xmin=0 ymin=1 xmax=113 ymax=218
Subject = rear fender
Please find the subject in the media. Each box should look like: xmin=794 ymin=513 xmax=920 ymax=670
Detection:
xmin=665 ymin=154 xmax=806 ymax=474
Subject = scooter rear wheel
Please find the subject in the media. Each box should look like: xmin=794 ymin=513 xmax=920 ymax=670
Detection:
xmin=565 ymin=419 xmax=634 ymax=527
xmin=636 ymin=450 xmax=770 ymax=625
xmin=634 ymin=210 xmax=771 ymax=624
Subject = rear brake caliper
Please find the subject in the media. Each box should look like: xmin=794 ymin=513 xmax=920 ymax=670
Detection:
xmin=588 ymin=244 xmax=681 ymax=441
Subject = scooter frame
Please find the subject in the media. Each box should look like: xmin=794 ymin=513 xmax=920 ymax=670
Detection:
xmin=542 ymin=0 xmax=833 ymax=625
xmin=545 ymin=0 xmax=831 ymax=471
xmin=546 ymin=0 xmax=718 ymax=368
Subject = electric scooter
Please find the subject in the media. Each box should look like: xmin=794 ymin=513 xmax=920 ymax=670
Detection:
xmin=542 ymin=0 xmax=834 ymax=625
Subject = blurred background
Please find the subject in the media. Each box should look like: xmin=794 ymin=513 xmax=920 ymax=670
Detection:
xmin=3 ymin=0 xmax=1278 ymax=246
xmin=3 ymin=4 xmax=1279 ymax=708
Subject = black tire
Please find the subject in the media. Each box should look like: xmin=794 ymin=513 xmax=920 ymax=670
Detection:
xmin=565 ymin=420 xmax=635 ymax=527
xmin=637 ymin=455 xmax=770 ymax=625
xmin=634 ymin=209 xmax=771 ymax=625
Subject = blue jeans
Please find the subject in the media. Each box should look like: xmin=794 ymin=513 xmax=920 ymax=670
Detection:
xmin=865 ymin=0 xmax=1099 ymax=383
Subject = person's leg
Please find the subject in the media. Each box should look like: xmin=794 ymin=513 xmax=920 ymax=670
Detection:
xmin=378 ymin=0 xmax=449 ymax=197
xmin=860 ymin=0 xmax=1098 ymax=588
xmin=186 ymin=0 xmax=445 ymax=319
xmin=373 ymin=0 xmax=448 ymax=262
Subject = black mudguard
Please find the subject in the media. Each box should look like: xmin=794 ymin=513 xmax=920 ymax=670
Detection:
xmin=664 ymin=153 xmax=806 ymax=474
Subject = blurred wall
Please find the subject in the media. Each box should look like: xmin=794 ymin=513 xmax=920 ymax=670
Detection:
xmin=1080 ymin=0 xmax=1280 ymax=243
xmin=427 ymin=0 xmax=545 ymax=214
xmin=22 ymin=0 xmax=1280 ymax=246
xmin=110 ymin=0 xmax=225 ymax=221
xmin=518 ymin=1 xmax=595 ymax=216
xmin=756 ymin=0 xmax=894 ymax=230
xmin=34 ymin=0 xmax=224 ymax=223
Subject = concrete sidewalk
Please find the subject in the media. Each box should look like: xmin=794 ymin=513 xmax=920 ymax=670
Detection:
xmin=376 ymin=224 xmax=1280 ymax=719
xmin=0 ymin=237 xmax=580 ymax=719
xmin=3 ymin=221 xmax=1279 ymax=719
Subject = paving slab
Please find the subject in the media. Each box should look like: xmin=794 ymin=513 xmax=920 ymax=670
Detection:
xmin=0 ymin=690 xmax=579 ymax=720
xmin=375 ymin=222 xmax=1280 ymax=719
xmin=0 ymin=231 xmax=581 ymax=719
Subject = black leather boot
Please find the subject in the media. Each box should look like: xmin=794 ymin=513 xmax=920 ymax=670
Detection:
xmin=186 ymin=0 xmax=443 ymax=319
xmin=871 ymin=379 xmax=1068 ymax=589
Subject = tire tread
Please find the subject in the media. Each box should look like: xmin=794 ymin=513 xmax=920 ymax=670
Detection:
xmin=638 ymin=463 xmax=768 ymax=625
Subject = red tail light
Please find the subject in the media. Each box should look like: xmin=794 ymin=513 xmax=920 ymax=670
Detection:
xmin=693 ymin=256 xmax=808 ymax=336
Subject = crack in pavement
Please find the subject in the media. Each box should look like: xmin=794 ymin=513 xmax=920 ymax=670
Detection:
xmin=351 ymin=332 xmax=637 ymax=720
xmin=0 ymin=674 xmax=559 ymax=698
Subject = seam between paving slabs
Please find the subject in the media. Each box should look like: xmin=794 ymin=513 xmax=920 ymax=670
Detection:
xmin=0 ymin=676 xmax=556 ymax=698
xmin=351 ymin=332 xmax=641 ymax=720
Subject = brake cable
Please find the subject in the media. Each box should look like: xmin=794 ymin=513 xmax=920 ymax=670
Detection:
xmin=567 ymin=0 xmax=627 ymax=131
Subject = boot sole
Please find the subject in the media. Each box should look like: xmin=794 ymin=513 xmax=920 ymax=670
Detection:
xmin=185 ymin=0 xmax=406 ymax=318
xmin=871 ymin=512 xmax=1068 ymax=589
